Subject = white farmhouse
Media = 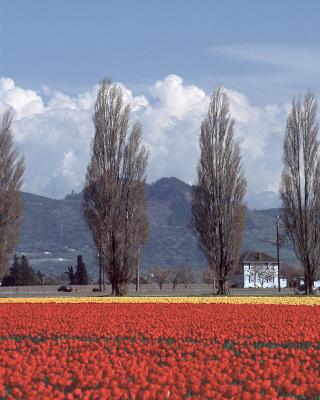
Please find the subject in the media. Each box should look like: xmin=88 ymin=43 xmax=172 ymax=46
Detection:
xmin=299 ymin=278 xmax=320 ymax=290
xmin=240 ymin=251 xmax=287 ymax=289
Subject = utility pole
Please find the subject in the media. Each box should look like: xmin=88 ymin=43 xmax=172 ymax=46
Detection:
xmin=136 ymin=264 xmax=139 ymax=292
xmin=276 ymin=215 xmax=281 ymax=292
xmin=102 ymin=262 xmax=105 ymax=291
xmin=98 ymin=247 xmax=102 ymax=292
xmin=136 ymin=247 xmax=142 ymax=292
xmin=136 ymin=247 xmax=141 ymax=292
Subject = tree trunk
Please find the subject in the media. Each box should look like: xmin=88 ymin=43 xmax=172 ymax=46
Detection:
xmin=115 ymin=284 xmax=121 ymax=296
xmin=217 ymin=278 xmax=226 ymax=295
xmin=111 ymin=282 xmax=128 ymax=297
xmin=102 ymin=269 xmax=105 ymax=292
xmin=99 ymin=250 xmax=103 ymax=292
xmin=120 ymin=283 xmax=128 ymax=296
xmin=304 ymin=269 xmax=314 ymax=295
xmin=111 ymin=281 xmax=121 ymax=296
xmin=307 ymin=275 xmax=314 ymax=295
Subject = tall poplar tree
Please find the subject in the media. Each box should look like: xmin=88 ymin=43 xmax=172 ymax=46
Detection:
xmin=280 ymin=91 xmax=320 ymax=294
xmin=83 ymin=79 xmax=149 ymax=296
xmin=191 ymin=86 xmax=246 ymax=295
xmin=0 ymin=109 xmax=24 ymax=279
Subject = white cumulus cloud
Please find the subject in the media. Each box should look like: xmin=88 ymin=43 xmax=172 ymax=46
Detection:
xmin=0 ymin=75 xmax=289 ymax=208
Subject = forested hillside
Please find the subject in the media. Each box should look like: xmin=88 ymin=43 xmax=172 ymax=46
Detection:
xmin=16 ymin=178 xmax=296 ymax=278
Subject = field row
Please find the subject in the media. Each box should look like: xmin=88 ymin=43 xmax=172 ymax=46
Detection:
xmin=0 ymin=303 xmax=319 ymax=399
xmin=0 ymin=295 xmax=320 ymax=305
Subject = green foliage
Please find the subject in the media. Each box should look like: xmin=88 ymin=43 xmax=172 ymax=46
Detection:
xmin=74 ymin=255 xmax=89 ymax=285
xmin=64 ymin=265 xmax=76 ymax=285
xmin=1 ymin=254 xmax=39 ymax=286
xmin=64 ymin=255 xmax=89 ymax=285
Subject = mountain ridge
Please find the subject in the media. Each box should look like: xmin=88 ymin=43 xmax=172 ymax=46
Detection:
xmin=16 ymin=177 xmax=296 ymax=278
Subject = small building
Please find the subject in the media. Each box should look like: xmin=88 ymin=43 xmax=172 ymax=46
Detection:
xmin=299 ymin=278 xmax=320 ymax=289
xmin=231 ymin=251 xmax=287 ymax=289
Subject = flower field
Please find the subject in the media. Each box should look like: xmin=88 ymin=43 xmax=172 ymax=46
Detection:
xmin=0 ymin=298 xmax=320 ymax=399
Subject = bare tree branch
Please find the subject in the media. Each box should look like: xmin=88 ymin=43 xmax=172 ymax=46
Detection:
xmin=150 ymin=266 xmax=171 ymax=290
xmin=82 ymin=79 xmax=149 ymax=296
xmin=280 ymin=91 xmax=320 ymax=294
xmin=191 ymin=86 xmax=246 ymax=295
xmin=0 ymin=108 xmax=24 ymax=279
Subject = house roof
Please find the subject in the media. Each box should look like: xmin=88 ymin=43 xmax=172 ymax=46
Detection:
xmin=240 ymin=251 xmax=278 ymax=264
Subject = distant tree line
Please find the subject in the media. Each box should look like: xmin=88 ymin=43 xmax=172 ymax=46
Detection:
xmin=2 ymin=254 xmax=55 ymax=286
xmin=147 ymin=266 xmax=195 ymax=290
xmin=1 ymin=254 xmax=89 ymax=287
xmin=2 ymin=254 xmax=39 ymax=286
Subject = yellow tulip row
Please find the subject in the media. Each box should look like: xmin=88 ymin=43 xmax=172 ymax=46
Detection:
xmin=0 ymin=296 xmax=320 ymax=305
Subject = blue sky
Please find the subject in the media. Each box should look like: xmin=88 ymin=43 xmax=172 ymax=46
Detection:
xmin=2 ymin=0 xmax=320 ymax=102
xmin=0 ymin=0 xmax=320 ymax=207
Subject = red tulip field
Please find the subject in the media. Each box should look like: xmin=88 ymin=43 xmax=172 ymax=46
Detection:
xmin=0 ymin=299 xmax=320 ymax=399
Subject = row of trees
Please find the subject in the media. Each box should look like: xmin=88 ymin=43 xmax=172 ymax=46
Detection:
xmin=148 ymin=266 xmax=195 ymax=290
xmin=192 ymin=88 xmax=320 ymax=295
xmin=2 ymin=254 xmax=40 ymax=286
xmin=1 ymin=254 xmax=89 ymax=287
xmin=1 ymin=79 xmax=320 ymax=295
